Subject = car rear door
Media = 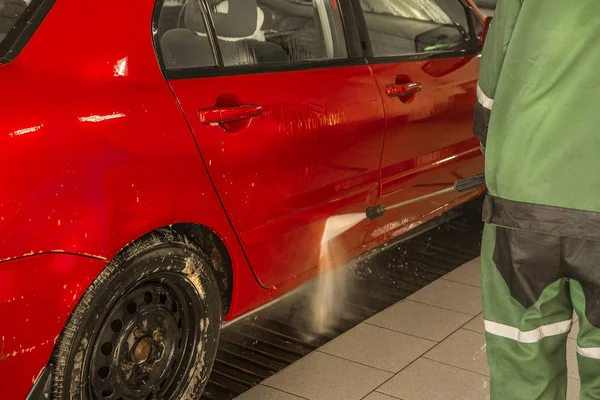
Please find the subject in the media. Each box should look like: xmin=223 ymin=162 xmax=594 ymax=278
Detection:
xmin=354 ymin=0 xmax=484 ymax=244
xmin=154 ymin=0 xmax=385 ymax=287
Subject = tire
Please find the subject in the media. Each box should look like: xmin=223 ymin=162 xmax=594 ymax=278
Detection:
xmin=51 ymin=229 xmax=222 ymax=400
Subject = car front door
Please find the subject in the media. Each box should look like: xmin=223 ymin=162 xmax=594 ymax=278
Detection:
xmin=154 ymin=0 xmax=385 ymax=287
xmin=355 ymin=0 xmax=484 ymax=244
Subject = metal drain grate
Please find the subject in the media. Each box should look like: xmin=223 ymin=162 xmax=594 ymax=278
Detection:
xmin=202 ymin=204 xmax=483 ymax=399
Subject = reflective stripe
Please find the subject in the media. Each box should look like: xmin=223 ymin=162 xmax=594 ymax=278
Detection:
xmin=577 ymin=346 xmax=600 ymax=359
xmin=484 ymin=319 xmax=572 ymax=343
xmin=477 ymin=84 xmax=494 ymax=110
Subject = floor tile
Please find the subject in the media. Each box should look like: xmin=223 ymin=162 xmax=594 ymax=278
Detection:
xmin=570 ymin=320 xmax=580 ymax=340
xmin=366 ymin=300 xmax=472 ymax=342
xmin=463 ymin=313 xmax=485 ymax=334
xmin=235 ymin=385 xmax=306 ymax=400
xmin=378 ymin=358 xmax=490 ymax=400
xmin=443 ymin=258 xmax=481 ymax=287
xmin=408 ymin=279 xmax=482 ymax=315
xmin=568 ymin=338 xmax=580 ymax=380
xmin=263 ymin=352 xmax=392 ymax=400
xmin=362 ymin=392 xmax=402 ymax=400
xmin=319 ymin=323 xmax=436 ymax=373
xmin=424 ymin=329 xmax=489 ymax=376
xmin=568 ymin=378 xmax=581 ymax=400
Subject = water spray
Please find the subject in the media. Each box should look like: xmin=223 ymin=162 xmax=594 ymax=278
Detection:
xmin=310 ymin=173 xmax=484 ymax=336
xmin=365 ymin=173 xmax=486 ymax=220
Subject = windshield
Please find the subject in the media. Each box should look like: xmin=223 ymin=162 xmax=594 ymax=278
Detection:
xmin=0 ymin=0 xmax=28 ymax=45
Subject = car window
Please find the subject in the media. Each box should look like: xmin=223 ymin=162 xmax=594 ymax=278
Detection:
xmin=0 ymin=0 xmax=28 ymax=46
xmin=158 ymin=0 xmax=217 ymax=69
xmin=358 ymin=0 xmax=473 ymax=57
xmin=157 ymin=0 xmax=347 ymax=71
xmin=0 ymin=0 xmax=52 ymax=63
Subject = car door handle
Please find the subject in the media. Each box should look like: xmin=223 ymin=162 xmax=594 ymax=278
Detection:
xmin=385 ymin=82 xmax=422 ymax=98
xmin=199 ymin=105 xmax=262 ymax=124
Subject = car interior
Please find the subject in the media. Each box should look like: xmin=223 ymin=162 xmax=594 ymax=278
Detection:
xmin=0 ymin=0 xmax=29 ymax=45
xmin=359 ymin=0 xmax=471 ymax=56
xmin=159 ymin=0 xmax=345 ymax=70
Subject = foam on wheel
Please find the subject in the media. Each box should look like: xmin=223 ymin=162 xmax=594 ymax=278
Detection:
xmin=51 ymin=230 xmax=222 ymax=399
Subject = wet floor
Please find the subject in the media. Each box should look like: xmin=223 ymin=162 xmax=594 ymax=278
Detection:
xmin=201 ymin=208 xmax=485 ymax=399
xmin=234 ymin=257 xmax=582 ymax=400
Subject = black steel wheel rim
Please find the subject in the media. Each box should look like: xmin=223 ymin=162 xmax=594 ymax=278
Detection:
xmin=85 ymin=272 xmax=204 ymax=400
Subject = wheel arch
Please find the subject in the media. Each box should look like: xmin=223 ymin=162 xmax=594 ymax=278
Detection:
xmin=171 ymin=223 xmax=234 ymax=316
xmin=94 ymin=223 xmax=235 ymax=317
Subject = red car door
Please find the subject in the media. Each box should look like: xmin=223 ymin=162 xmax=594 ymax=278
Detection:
xmin=155 ymin=0 xmax=385 ymax=287
xmin=355 ymin=0 xmax=485 ymax=243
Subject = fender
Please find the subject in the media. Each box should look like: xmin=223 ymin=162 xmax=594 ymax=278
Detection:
xmin=0 ymin=254 xmax=106 ymax=400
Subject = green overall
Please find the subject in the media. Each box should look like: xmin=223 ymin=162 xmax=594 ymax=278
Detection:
xmin=474 ymin=0 xmax=600 ymax=399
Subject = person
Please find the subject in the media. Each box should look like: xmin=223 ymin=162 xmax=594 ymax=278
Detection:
xmin=474 ymin=1 xmax=600 ymax=399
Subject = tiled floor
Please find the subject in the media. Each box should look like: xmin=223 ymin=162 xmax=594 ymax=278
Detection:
xmin=235 ymin=258 xmax=581 ymax=400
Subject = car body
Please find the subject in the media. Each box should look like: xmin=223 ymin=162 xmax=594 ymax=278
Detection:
xmin=0 ymin=0 xmax=485 ymax=397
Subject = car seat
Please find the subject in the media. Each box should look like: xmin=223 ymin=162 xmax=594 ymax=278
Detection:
xmin=270 ymin=0 xmax=326 ymax=60
xmin=161 ymin=0 xmax=288 ymax=69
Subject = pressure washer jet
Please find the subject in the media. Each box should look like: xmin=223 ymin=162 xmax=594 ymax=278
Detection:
xmin=310 ymin=173 xmax=485 ymax=337
xmin=365 ymin=173 xmax=486 ymax=220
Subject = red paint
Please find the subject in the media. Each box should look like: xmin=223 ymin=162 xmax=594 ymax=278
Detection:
xmin=0 ymin=1 xmax=263 ymax=396
xmin=0 ymin=0 xmax=484 ymax=397
xmin=365 ymin=55 xmax=483 ymax=240
xmin=169 ymin=66 xmax=385 ymax=287
xmin=0 ymin=255 xmax=107 ymax=400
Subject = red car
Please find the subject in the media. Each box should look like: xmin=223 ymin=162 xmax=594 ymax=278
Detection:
xmin=0 ymin=0 xmax=485 ymax=398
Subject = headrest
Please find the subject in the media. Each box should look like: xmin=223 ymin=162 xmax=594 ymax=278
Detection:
xmin=185 ymin=0 xmax=258 ymax=39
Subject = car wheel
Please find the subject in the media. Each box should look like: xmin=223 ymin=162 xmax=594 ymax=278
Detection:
xmin=51 ymin=229 xmax=222 ymax=399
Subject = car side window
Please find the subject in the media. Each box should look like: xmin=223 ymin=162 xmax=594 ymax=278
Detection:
xmin=0 ymin=0 xmax=48 ymax=62
xmin=157 ymin=0 xmax=347 ymax=71
xmin=358 ymin=0 xmax=474 ymax=58
xmin=158 ymin=0 xmax=217 ymax=69
xmin=0 ymin=0 xmax=26 ymax=45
